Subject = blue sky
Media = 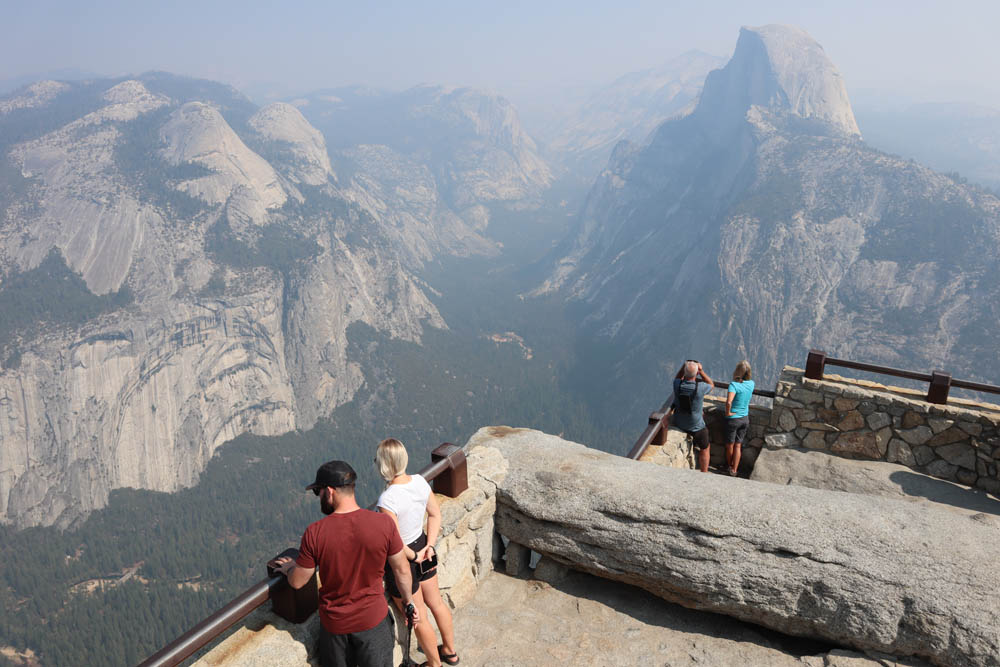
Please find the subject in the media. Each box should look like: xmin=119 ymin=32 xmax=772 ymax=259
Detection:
xmin=4 ymin=0 xmax=1000 ymax=109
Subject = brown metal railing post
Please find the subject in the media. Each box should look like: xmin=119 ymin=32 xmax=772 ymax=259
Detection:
xmin=927 ymin=371 xmax=952 ymax=404
xmin=266 ymin=548 xmax=318 ymax=623
xmin=649 ymin=412 xmax=667 ymax=448
xmin=627 ymin=395 xmax=674 ymax=460
xmin=805 ymin=349 xmax=827 ymax=379
xmin=430 ymin=443 xmax=468 ymax=497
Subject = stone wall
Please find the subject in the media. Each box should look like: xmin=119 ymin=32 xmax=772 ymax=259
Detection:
xmin=765 ymin=367 xmax=1000 ymax=494
xmin=430 ymin=446 xmax=505 ymax=609
xmin=191 ymin=445 xmax=503 ymax=666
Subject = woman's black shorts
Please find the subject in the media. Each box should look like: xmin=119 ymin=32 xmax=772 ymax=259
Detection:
xmin=385 ymin=532 xmax=437 ymax=598
xmin=724 ymin=416 xmax=750 ymax=444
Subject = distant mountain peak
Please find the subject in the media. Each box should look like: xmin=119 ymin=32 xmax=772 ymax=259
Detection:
xmin=249 ymin=102 xmax=335 ymax=185
xmin=160 ymin=101 xmax=287 ymax=209
xmin=695 ymin=24 xmax=860 ymax=137
xmin=0 ymin=79 xmax=71 ymax=114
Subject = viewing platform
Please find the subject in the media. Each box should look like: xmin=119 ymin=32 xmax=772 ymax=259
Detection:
xmin=145 ymin=351 xmax=1000 ymax=667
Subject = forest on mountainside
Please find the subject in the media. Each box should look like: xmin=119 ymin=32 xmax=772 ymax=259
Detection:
xmin=0 ymin=249 xmax=133 ymax=368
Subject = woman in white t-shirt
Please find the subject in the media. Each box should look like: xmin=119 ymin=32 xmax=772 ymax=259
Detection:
xmin=376 ymin=438 xmax=459 ymax=667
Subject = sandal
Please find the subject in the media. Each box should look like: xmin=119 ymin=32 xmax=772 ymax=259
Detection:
xmin=439 ymin=645 xmax=460 ymax=665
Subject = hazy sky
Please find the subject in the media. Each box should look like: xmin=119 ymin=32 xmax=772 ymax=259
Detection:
xmin=4 ymin=0 xmax=1000 ymax=110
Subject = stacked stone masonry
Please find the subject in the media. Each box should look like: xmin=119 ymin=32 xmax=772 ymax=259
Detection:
xmin=765 ymin=367 xmax=1000 ymax=495
xmin=432 ymin=445 xmax=505 ymax=609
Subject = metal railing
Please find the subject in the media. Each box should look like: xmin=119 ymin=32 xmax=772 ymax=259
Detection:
xmin=138 ymin=443 xmax=469 ymax=667
xmin=804 ymin=349 xmax=1000 ymax=405
xmin=628 ymin=379 xmax=774 ymax=461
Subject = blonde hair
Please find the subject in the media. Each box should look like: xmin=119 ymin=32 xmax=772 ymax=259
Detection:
xmin=732 ymin=360 xmax=752 ymax=381
xmin=376 ymin=438 xmax=408 ymax=482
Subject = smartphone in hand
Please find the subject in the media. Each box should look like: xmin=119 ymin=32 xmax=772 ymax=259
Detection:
xmin=418 ymin=553 xmax=438 ymax=575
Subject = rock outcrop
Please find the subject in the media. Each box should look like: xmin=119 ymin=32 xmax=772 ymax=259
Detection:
xmin=696 ymin=25 xmax=859 ymax=138
xmin=248 ymin=102 xmax=335 ymax=186
xmin=751 ymin=448 xmax=1000 ymax=520
xmin=471 ymin=427 xmax=1000 ymax=666
xmin=161 ymin=102 xmax=287 ymax=209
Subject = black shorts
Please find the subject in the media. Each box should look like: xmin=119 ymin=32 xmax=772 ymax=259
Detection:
xmin=317 ymin=611 xmax=394 ymax=667
xmin=385 ymin=532 xmax=436 ymax=598
xmin=724 ymin=416 xmax=750 ymax=444
xmin=679 ymin=426 xmax=710 ymax=451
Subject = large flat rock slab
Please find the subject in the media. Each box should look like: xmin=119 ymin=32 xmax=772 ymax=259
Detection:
xmin=450 ymin=569 xmax=925 ymax=667
xmin=751 ymin=448 xmax=1000 ymax=518
xmin=468 ymin=427 xmax=1000 ymax=667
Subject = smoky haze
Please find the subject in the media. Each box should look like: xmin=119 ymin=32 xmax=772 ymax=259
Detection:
xmin=4 ymin=0 xmax=1000 ymax=113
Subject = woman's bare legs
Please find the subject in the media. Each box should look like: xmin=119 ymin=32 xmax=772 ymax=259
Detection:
xmin=729 ymin=442 xmax=742 ymax=475
xmin=392 ymin=587 xmax=441 ymax=667
xmin=420 ymin=573 xmax=457 ymax=660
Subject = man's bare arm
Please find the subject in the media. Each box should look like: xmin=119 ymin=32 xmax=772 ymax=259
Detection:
xmin=271 ymin=556 xmax=315 ymax=590
xmin=698 ymin=363 xmax=714 ymax=389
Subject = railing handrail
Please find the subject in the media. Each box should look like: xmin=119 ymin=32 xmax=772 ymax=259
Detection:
xmin=713 ymin=379 xmax=777 ymax=399
xmin=627 ymin=394 xmax=674 ymax=460
xmin=138 ymin=444 xmax=464 ymax=667
xmin=137 ymin=576 xmax=278 ymax=667
xmin=821 ymin=356 xmax=933 ymax=383
xmin=806 ymin=349 xmax=1000 ymax=405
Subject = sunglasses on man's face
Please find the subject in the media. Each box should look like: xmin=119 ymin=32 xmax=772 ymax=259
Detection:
xmin=313 ymin=487 xmax=322 ymax=496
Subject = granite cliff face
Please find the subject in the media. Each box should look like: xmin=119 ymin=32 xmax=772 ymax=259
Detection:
xmin=538 ymin=24 xmax=1000 ymax=418
xmin=0 ymin=73 xmax=549 ymax=528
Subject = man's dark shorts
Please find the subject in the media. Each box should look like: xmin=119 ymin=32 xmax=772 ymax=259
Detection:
xmin=318 ymin=611 xmax=394 ymax=667
xmin=678 ymin=426 xmax=710 ymax=451
xmin=724 ymin=416 xmax=750 ymax=445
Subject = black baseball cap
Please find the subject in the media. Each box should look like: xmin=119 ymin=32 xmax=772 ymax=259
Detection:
xmin=305 ymin=460 xmax=357 ymax=492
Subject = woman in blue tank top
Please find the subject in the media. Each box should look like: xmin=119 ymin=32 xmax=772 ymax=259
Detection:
xmin=725 ymin=360 xmax=754 ymax=476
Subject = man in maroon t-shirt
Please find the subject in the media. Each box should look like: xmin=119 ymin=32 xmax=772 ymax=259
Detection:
xmin=273 ymin=460 xmax=418 ymax=667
